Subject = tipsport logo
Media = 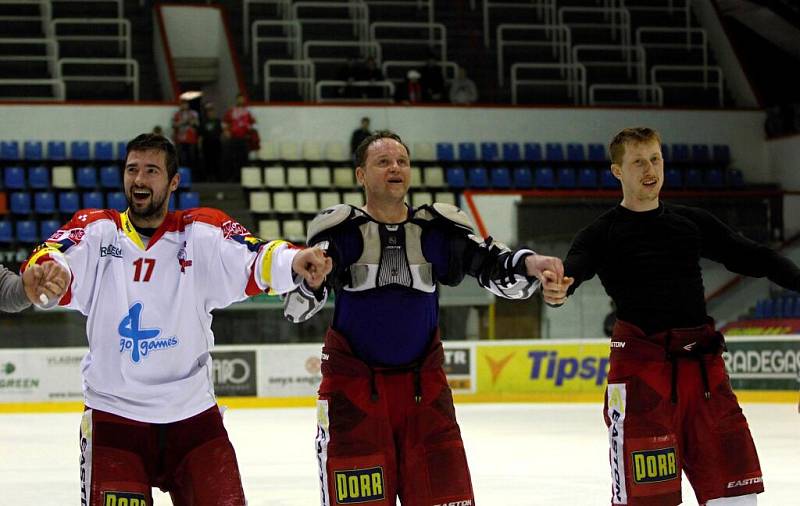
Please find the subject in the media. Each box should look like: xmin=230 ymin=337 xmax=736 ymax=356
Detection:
xmin=118 ymin=303 xmax=178 ymax=363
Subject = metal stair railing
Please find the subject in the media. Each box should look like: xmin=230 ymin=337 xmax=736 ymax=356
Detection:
xmin=0 ymin=78 xmax=65 ymax=100
xmin=315 ymin=79 xmax=395 ymax=103
xmin=302 ymin=39 xmax=382 ymax=63
xmin=557 ymin=6 xmax=631 ymax=47
xmin=57 ymin=57 xmax=139 ymax=100
xmin=292 ymin=2 xmax=370 ymax=43
xmin=510 ymin=62 xmax=587 ymax=105
xmin=51 ymin=0 xmax=123 ymax=20
xmin=380 ymin=59 xmax=458 ymax=86
xmin=588 ymin=83 xmax=663 ymax=106
xmin=263 ymin=59 xmax=315 ymax=102
xmin=496 ymin=23 xmax=571 ymax=87
xmin=50 ymin=18 xmax=131 ymax=59
xmin=369 ymin=21 xmax=447 ymax=62
xmin=572 ymin=44 xmax=646 ymax=86
xmin=251 ymin=19 xmax=302 ymax=84
xmin=650 ymin=64 xmax=724 ymax=106
xmin=635 ymin=26 xmax=708 ymax=75
xmin=483 ymin=0 xmax=557 ymax=48
xmin=0 ymin=37 xmax=60 ymax=79
xmin=243 ymin=0 xmax=292 ymax=53
xmin=362 ymin=0 xmax=434 ymax=26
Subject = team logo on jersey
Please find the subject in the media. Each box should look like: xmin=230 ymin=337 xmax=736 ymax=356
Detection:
xmin=177 ymin=242 xmax=192 ymax=273
xmin=334 ymin=466 xmax=385 ymax=504
xmin=118 ymin=303 xmax=178 ymax=363
xmin=632 ymin=447 xmax=678 ymax=484
xmin=102 ymin=491 xmax=147 ymax=506
xmin=69 ymin=229 xmax=85 ymax=244
xmin=222 ymin=220 xmax=249 ymax=239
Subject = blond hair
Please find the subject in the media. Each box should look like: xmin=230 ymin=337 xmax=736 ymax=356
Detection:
xmin=609 ymin=127 xmax=662 ymax=165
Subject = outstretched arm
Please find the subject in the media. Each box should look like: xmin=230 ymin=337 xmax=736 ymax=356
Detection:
xmin=284 ymin=242 xmax=334 ymax=323
xmin=22 ymin=261 xmax=70 ymax=307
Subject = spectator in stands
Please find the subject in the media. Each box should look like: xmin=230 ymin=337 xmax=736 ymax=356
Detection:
xmin=420 ymin=56 xmax=445 ymax=102
xmin=1 ymin=262 xmax=69 ymax=313
xmin=223 ymin=93 xmax=256 ymax=179
xmin=336 ymin=58 xmax=359 ymax=99
xmin=350 ymin=117 xmax=371 ymax=157
xmin=171 ymin=99 xmax=200 ymax=170
xmin=395 ymin=69 xmax=423 ymax=104
xmin=449 ymin=66 xmax=478 ymax=105
xmin=200 ymin=101 xmax=223 ymax=182
xmin=152 ymin=125 xmax=164 ymax=136
xmin=355 ymin=56 xmax=386 ymax=99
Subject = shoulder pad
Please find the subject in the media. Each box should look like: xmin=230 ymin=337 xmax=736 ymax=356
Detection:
xmin=416 ymin=203 xmax=475 ymax=233
xmin=307 ymin=204 xmax=356 ymax=244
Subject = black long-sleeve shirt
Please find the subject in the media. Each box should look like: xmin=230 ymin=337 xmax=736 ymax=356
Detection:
xmin=564 ymin=202 xmax=800 ymax=335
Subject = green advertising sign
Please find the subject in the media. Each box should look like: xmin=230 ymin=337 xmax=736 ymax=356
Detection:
xmin=723 ymin=337 xmax=800 ymax=390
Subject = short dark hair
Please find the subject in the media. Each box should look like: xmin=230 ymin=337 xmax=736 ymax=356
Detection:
xmin=126 ymin=133 xmax=179 ymax=180
xmin=354 ymin=130 xmax=410 ymax=168
xmin=609 ymin=127 xmax=662 ymax=165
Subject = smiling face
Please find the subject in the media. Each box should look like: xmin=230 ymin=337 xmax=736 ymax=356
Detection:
xmin=123 ymin=149 xmax=180 ymax=227
xmin=612 ymin=139 xmax=664 ymax=212
xmin=356 ymin=137 xmax=411 ymax=207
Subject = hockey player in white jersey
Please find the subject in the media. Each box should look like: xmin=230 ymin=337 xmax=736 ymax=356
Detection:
xmin=22 ymin=133 xmax=331 ymax=506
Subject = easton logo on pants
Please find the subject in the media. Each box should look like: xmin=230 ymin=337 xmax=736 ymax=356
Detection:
xmin=334 ymin=466 xmax=385 ymax=503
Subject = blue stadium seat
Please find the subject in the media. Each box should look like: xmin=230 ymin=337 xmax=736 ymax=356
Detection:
xmin=10 ymin=192 xmax=31 ymax=214
xmin=753 ymin=299 xmax=767 ymax=319
xmin=480 ymin=142 xmax=499 ymax=161
xmin=40 ymin=219 xmax=61 ymax=240
xmin=671 ymin=144 xmax=689 ymax=162
xmin=684 ymin=168 xmax=703 ymax=188
xmin=107 ymin=192 xmax=127 ymax=211
xmin=445 ymin=167 xmax=466 ymax=188
xmin=169 ymin=193 xmax=176 ymax=211
xmin=502 ymin=142 xmax=521 ymax=162
xmin=47 ymin=141 xmax=67 ymax=160
xmin=82 ymin=191 xmax=104 ymax=209
xmin=600 ymin=169 xmax=618 ymax=189
xmin=177 ymin=166 xmax=192 ymax=189
xmin=490 ymin=167 xmax=512 ymax=188
xmin=712 ymin=144 xmax=731 ymax=164
xmin=4 ymin=167 xmax=25 ymax=189
xmin=728 ymin=169 xmax=744 ymax=187
xmin=587 ymin=143 xmax=606 ymax=162
xmin=0 ymin=141 xmax=20 ymax=160
xmin=556 ymin=167 xmax=576 ymax=188
xmin=28 ymin=166 xmax=49 ymax=189
xmin=705 ymin=168 xmax=724 ymax=188
xmin=94 ymin=141 xmax=114 ymax=161
xmin=15 ymin=220 xmax=37 ymax=243
xmin=59 ymin=191 xmax=81 ymax=214
xmin=34 ymin=192 xmax=56 ymax=214
xmin=577 ymin=168 xmax=598 ymax=188
xmin=513 ymin=167 xmax=533 ymax=188
xmin=24 ymin=140 xmax=43 ymax=161
xmin=534 ymin=167 xmax=555 ymax=189
xmin=70 ymin=141 xmax=91 ymax=161
xmin=691 ymin=144 xmax=710 ymax=162
xmin=523 ymin=142 xmax=542 ymax=162
xmin=566 ymin=143 xmax=585 ymax=162
xmin=545 ymin=143 xmax=564 ymax=161
xmin=458 ymin=142 xmax=478 ymax=161
xmin=467 ymin=167 xmax=489 ymax=188
xmin=661 ymin=144 xmax=671 ymax=162
xmin=664 ymin=168 xmax=682 ymax=188
xmin=99 ymin=165 xmax=121 ymax=189
xmin=436 ymin=142 xmax=455 ymax=161
xmin=0 ymin=221 xmax=12 ymax=243
xmin=117 ymin=141 xmax=127 ymax=161
xmin=76 ymin=166 xmax=98 ymax=189
xmin=178 ymin=191 xmax=200 ymax=210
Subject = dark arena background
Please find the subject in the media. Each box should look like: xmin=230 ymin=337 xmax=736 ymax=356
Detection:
xmin=0 ymin=0 xmax=799 ymax=503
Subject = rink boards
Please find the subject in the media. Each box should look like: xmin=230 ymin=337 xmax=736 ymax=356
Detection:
xmin=1 ymin=336 xmax=798 ymax=412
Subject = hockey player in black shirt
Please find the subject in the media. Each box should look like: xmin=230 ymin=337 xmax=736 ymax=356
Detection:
xmin=550 ymin=127 xmax=800 ymax=506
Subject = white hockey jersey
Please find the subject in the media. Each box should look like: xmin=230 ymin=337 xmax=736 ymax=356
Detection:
xmin=24 ymin=208 xmax=300 ymax=423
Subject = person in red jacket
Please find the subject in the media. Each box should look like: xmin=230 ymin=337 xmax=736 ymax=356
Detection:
xmin=223 ymin=94 xmax=256 ymax=179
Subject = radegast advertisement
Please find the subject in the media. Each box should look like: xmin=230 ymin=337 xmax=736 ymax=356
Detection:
xmin=723 ymin=336 xmax=800 ymax=390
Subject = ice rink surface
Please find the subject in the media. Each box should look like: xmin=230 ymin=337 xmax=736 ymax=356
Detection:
xmin=1 ymin=403 xmax=797 ymax=505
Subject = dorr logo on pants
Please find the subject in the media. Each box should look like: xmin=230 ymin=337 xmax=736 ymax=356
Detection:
xmin=103 ymin=491 xmax=147 ymax=506
xmin=334 ymin=466 xmax=385 ymax=504
xmin=632 ymin=447 xmax=678 ymax=484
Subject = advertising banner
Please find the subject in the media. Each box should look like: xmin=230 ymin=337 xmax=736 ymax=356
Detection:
xmin=0 ymin=348 xmax=84 ymax=402
xmin=476 ymin=340 xmax=610 ymax=395
xmin=211 ymin=350 xmax=258 ymax=397
xmin=723 ymin=336 xmax=800 ymax=390
xmin=442 ymin=343 xmax=476 ymax=394
xmin=720 ymin=319 xmax=800 ymax=335
xmin=257 ymin=344 xmax=323 ymax=397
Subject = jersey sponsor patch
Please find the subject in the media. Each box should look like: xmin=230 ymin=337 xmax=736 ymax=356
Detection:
xmin=222 ymin=220 xmax=249 ymax=239
xmin=102 ymin=491 xmax=147 ymax=506
xmin=118 ymin=302 xmax=178 ymax=363
xmin=632 ymin=447 xmax=678 ymax=484
xmin=334 ymin=466 xmax=385 ymax=504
